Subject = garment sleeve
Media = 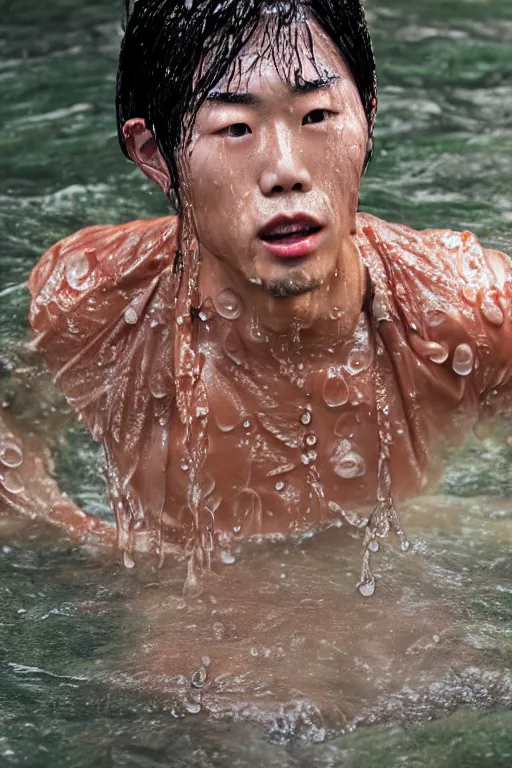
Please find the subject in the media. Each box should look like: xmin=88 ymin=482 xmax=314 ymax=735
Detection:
xmin=418 ymin=229 xmax=512 ymax=411
xmin=28 ymin=217 xmax=178 ymax=441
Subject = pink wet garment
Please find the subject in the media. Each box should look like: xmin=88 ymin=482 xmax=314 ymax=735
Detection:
xmin=28 ymin=214 xmax=512 ymax=558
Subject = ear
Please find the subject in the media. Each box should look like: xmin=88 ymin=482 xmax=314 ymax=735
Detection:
xmin=123 ymin=118 xmax=171 ymax=196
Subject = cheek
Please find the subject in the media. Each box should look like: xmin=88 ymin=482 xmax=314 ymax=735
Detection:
xmin=187 ymin=146 xmax=251 ymax=253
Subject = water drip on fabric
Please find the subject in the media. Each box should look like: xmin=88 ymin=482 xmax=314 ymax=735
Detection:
xmin=191 ymin=666 xmax=207 ymax=689
xmin=409 ymin=334 xmax=449 ymax=365
xmin=327 ymin=501 xmax=368 ymax=529
xmin=426 ymin=310 xmax=446 ymax=328
xmin=331 ymin=440 xmax=366 ymax=479
xmin=123 ymin=551 xmax=135 ymax=569
xmin=220 ymin=550 xmax=236 ymax=565
xmin=452 ymin=344 xmax=474 ymax=377
xmin=346 ymin=347 xmax=371 ymax=376
xmin=232 ymin=487 xmax=263 ymax=531
xmin=462 ymin=285 xmax=478 ymax=305
xmin=212 ymin=389 xmax=244 ymax=433
xmin=65 ymin=249 xmax=96 ymax=291
xmin=214 ymin=288 xmax=242 ymax=320
xmin=124 ymin=306 xmax=139 ymax=325
xmin=0 ymin=441 xmax=23 ymax=468
xmin=358 ymin=550 xmax=376 ymax=598
xmin=481 ymin=298 xmax=504 ymax=327
xmin=223 ymin=327 xmax=246 ymax=366
xmin=322 ymin=366 xmax=349 ymax=408
xmin=1 ymin=470 xmax=25 ymax=495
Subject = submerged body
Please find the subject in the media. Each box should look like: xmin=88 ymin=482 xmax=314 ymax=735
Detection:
xmin=24 ymin=213 xmax=512 ymax=564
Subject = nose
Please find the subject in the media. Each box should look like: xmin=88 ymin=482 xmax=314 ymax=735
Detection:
xmin=259 ymin=127 xmax=313 ymax=197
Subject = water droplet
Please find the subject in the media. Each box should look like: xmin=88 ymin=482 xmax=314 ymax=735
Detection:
xmin=372 ymin=296 xmax=387 ymax=323
xmin=307 ymin=450 xmax=317 ymax=461
xmin=186 ymin=702 xmax=201 ymax=715
xmin=482 ymin=300 xmax=504 ymax=327
xmin=358 ymin=578 xmax=375 ymax=598
xmin=328 ymin=501 xmax=368 ymax=528
xmin=214 ymin=288 xmax=242 ymax=320
xmin=223 ymin=328 xmax=245 ymax=366
xmin=452 ymin=343 xmax=474 ymax=377
xmin=400 ymin=539 xmax=411 ymax=553
xmin=233 ymin=525 xmax=241 ymax=534
xmin=429 ymin=344 xmax=449 ymax=365
xmin=213 ymin=391 xmax=243 ymax=433
xmin=368 ymin=539 xmax=379 ymax=553
xmin=243 ymin=419 xmax=251 ymax=429
xmin=0 ymin=442 xmax=23 ymax=468
xmin=323 ymin=366 xmax=349 ymax=408
xmin=409 ymin=334 xmax=449 ymax=365
xmin=124 ymin=306 xmax=138 ymax=325
xmin=300 ymin=411 xmax=312 ymax=426
xmin=201 ymin=473 xmax=215 ymax=500
xmin=191 ymin=666 xmax=207 ymax=688
xmin=331 ymin=441 xmax=366 ymax=479
xmin=213 ymin=621 xmax=225 ymax=640
xmin=427 ymin=310 xmax=446 ymax=328
xmin=462 ymin=285 xmax=478 ymax=305
xmin=305 ymin=433 xmax=317 ymax=447
xmin=250 ymin=647 xmax=259 ymax=657
xmin=301 ymin=454 xmax=311 ymax=466
xmin=123 ymin=551 xmax=135 ymax=569
xmin=220 ymin=550 xmax=236 ymax=565
xmin=1 ymin=471 xmax=24 ymax=495
xmin=65 ymin=250 xmax=95 ymax=291
xmin=275 ymin=481 xmax=286 ymax=492
xmin=346 ymin=347 xmax=371 ymax=376
xmin=232 ymin=488 xmax=263 ymax=530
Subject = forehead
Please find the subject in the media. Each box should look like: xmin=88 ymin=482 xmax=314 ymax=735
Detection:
xmin=208 ymin=16 xmax=354 ymax=96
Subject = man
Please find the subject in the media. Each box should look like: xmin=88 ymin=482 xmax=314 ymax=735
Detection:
xmin=6 ymin=0 xmax=512 ymax=595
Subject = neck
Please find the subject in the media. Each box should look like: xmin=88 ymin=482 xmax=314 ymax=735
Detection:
xmin=197 ymin=234 xmax=366 ymax=360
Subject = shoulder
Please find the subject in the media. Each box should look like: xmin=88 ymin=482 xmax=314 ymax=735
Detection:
xmin=29 ymin=216 xmax=178 ymax=330
xmin=355 ymin=212 xmax=511 ymax=319
xmin=355 ymin=212 xmax=512 ymax=398
xmin=27 ymin=216 xmax=179 ymax=438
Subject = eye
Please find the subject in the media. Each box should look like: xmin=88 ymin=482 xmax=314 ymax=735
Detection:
xmin=219 ymin=123 xmax=252 ymax=138
xmin=303 ymin=109 xmax=332 ymax=126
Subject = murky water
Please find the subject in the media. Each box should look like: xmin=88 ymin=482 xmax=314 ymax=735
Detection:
xmin=1 ymin=0 xmax=512 ymax=765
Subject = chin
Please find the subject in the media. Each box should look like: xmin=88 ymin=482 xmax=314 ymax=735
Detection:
xmin=262 ymin=273 xmax=323 ymax=299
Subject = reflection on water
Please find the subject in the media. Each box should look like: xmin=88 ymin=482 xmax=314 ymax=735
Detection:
xmin=1 ymin=0 xmax=512 ymax=765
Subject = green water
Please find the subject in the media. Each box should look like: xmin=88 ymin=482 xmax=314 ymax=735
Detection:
xmin=1 ymin=0 xmax=512 ymax=765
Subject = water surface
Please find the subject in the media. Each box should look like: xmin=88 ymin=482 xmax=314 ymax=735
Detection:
xmin=1 ymin=0 xmax=512 ymax=765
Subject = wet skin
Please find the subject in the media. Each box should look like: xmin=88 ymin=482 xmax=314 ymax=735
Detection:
xmin=2 ymin=19 xmax=512 ymax=587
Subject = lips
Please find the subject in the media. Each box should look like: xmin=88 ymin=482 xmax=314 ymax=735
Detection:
xmin=258 ymin=214 xmax=324 ymax=259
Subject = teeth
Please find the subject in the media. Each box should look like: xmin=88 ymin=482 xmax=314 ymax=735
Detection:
xmin=264 ymin=222 xmax=315 ymax=238
xmin=273 ymin=224 xmax=305 ymax=236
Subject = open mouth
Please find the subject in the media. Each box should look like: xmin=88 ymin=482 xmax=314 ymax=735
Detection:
xmin=258 ymin=216 xmax=323 ymax=259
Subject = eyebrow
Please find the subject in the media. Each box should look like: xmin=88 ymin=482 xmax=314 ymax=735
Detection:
xmin=206 ymin=75 xmax=340 ymax=105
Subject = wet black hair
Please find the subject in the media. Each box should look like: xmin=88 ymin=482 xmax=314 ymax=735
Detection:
xmin=117 ymin=1 xmax=377 ymax=207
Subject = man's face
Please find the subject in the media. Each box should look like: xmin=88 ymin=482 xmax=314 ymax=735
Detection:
xmin=184 ymin=18 xmax=368 ymax=298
